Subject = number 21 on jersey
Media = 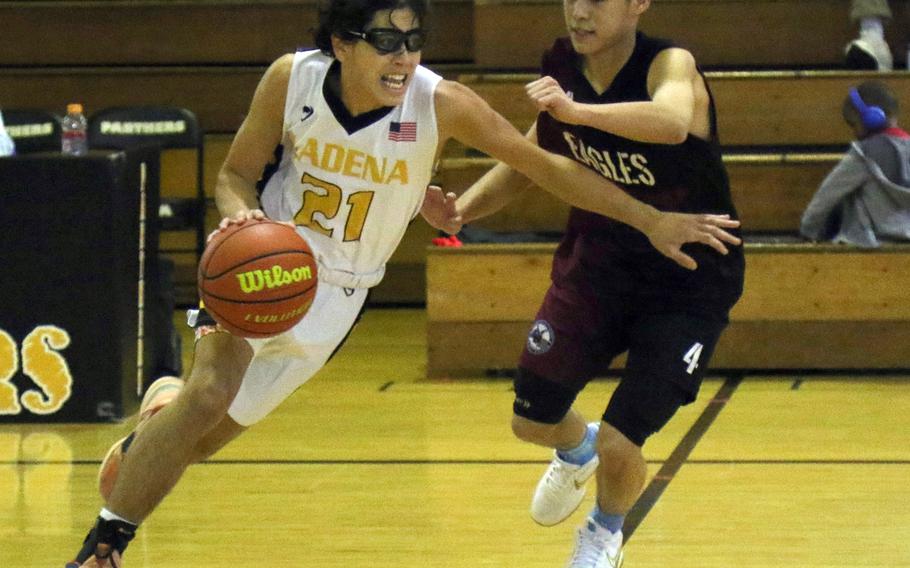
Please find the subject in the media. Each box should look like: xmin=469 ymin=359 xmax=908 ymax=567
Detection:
xmin=294 ymin=172 xmax=374 ymax=242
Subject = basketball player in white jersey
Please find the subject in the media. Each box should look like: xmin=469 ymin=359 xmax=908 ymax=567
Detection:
xmin=66 ymin=0 xmax=742 ymax=564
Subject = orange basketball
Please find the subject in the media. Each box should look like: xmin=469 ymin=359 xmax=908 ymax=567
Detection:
xmin=197 ymin=219 xmax=318 ymax=338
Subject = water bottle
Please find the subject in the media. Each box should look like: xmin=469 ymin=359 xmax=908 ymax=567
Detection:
xmin=61 ymin=103 xmax=88 ymax=155
xmin=0 ymin=110 xmax=14 ymax=157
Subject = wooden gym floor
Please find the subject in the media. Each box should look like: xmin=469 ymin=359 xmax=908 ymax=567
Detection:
xmin=2 ymin=309 xmax=909 ymax=567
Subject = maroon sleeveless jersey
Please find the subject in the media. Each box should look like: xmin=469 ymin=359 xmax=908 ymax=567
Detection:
xmin=536 ymin=33 xmax=744 ymax=314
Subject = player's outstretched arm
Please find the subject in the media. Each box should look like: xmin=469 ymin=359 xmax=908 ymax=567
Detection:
xmin=453 ymin=124 xmax=537 ymax=225
xmin=435 ymin=79 xmax=740 ymax=269
xmin=436 ymin=80 xmax=659 ymax=231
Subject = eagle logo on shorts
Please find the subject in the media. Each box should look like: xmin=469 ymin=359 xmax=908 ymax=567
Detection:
xmin=527 ymin=320 xmax=555 ymax=354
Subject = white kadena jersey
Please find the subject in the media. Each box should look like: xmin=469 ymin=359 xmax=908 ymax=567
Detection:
xmin=260 ymin=49 xmax=442 ymax=289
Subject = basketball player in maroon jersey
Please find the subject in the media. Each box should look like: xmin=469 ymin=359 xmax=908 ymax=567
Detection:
xmin=454 ymin=1 xmax=745 ymax=565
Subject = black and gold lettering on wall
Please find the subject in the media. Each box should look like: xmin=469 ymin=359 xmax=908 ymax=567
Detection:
xmin=0 ymin=326 xmax=73 ymax=416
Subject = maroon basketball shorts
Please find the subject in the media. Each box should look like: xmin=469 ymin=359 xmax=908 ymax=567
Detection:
xmin=516 ymin=282 xmax=729 ymax=444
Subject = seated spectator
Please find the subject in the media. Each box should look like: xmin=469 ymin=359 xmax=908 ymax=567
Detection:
xmin=801 ymin=81 xmax=910 ymax=246
xmin=845 ymin=0 xmax=895 ymax=71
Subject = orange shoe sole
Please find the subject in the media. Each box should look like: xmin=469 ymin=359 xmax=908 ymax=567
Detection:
xmin=97 ymin=376 xmax=185 ymax=501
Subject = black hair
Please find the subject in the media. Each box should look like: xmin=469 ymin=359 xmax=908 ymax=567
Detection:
xmin=842 ymin=80 xmax=900 ymax=125
xmin=314 ymin=0 xmax=429 ymax=56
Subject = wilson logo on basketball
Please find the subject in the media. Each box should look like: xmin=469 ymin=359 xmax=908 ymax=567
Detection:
xmin=236 ymin=265 xmax=313 ymax=294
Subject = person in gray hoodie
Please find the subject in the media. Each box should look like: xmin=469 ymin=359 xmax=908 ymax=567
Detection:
xmin=801 ymin=80 xmax=910 ymax=247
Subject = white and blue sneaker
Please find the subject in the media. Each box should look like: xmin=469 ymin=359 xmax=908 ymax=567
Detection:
xmin=565 ymin=518 xmax=624 ymax=568
xmin=530 ymin=423 xmax=600 ymax=526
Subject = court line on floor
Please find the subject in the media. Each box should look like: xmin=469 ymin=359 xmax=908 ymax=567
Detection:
xmin=622 ymin=375 xmax=742 ymax=542
xmin=11 ymin=458 xmax=910 ymax=466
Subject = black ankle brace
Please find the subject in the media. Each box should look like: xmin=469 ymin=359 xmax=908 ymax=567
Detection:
xmin=72 ymin=516 xmax=137 ymax=565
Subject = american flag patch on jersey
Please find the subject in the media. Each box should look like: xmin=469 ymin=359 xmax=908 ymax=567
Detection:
xmin=388 ymin=121 xmax=417 ymax=142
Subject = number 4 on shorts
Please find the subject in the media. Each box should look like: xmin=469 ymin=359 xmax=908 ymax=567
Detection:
xmin=683 ymin=342 xmax=704 ymax=375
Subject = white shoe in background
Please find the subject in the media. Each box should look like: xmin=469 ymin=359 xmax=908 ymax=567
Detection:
xmin=845 ymin=30 xmax=894 ymax=71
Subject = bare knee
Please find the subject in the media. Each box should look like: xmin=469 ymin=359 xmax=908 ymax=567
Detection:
xmin=595 ymin=424 xmax=642 ymax=477
xmin=181 ymin=381 xmax=234 ymax=426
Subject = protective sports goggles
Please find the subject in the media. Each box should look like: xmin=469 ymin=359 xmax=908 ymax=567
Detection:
xmin=348 ymin=28 xmax=427 ymax=54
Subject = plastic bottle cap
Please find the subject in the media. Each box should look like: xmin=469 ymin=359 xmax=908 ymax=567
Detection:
xmin=67 ymin=103 xmax=83 ymax=114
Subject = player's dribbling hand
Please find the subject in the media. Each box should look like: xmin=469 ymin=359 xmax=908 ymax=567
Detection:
xmin=525 ymin=76 xmax=579 ymax=124
xmin=646 ymin=212 xmax=742 ymax=270
xmin=208 ymin=209 xmax=296 ymax=243
xmin=421 ymin=185 xmax=463 ymax=235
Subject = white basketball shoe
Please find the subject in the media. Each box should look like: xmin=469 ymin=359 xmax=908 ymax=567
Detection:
xmin=565 ymin=518 xmax=624 ymax=568
xmin=531 ymin=424 xmax=600 ymax=526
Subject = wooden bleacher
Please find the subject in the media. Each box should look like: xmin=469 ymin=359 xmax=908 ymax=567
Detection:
xmin=426 ymin=243 xmax=910 ymax=376
xmin=473 ymin=0 xmax=910 ymax=69
xmin=6 ymin=69 xmax=885 ymax=302
xmin=174 ymin=144 xmax=841 ymax=306
xmin=436 ymin=154 xmax=841 ymax=233
xmin=453 ymin=72 xmax=910 ymax=150
xmin=0 ymin=1 xmax=473 ymax=66
xmin=3 ymin=0 xmax=906 ymax=71
xmin=180 ymin=144 xmax=840 ymax=302
xmin=4 ymin=70 xmax=908 ymax=147
xmin=4 ymin=1 xmax=908 ymax=306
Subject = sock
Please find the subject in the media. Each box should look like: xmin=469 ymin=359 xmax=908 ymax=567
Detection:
xmin=99 ymin=507 xmax=138 ymax=527
xmin=591 ymin=503 xmax=624 ymax=534
xmin=860 ymin=17 xmax=884 ymax=39
xmin=556 ymin=423 xmax=597 ymax=465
